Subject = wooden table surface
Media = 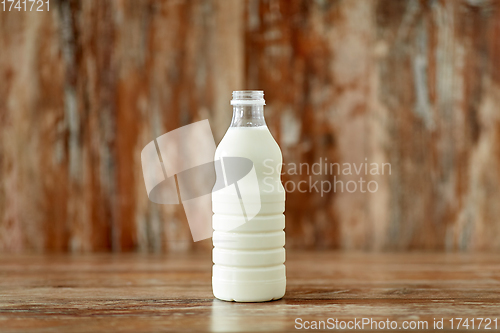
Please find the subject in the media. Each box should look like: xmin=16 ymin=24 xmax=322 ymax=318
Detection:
xmin=1 ymin=251 xmax=499 ymax=332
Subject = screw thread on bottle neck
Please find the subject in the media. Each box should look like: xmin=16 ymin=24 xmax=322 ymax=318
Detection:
xmin=230 ymin=91 xmax=266 ymax=128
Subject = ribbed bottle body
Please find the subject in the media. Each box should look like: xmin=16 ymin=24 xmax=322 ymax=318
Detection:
xmin=212 ymin=125 xmax=286 ymax=302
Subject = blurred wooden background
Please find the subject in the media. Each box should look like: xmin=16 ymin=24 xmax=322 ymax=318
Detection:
xmin=0 ymin=0 xmax=499 ymax=253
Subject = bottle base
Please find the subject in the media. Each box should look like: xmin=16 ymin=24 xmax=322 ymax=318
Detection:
xmin=212 ymin=278 xmax=286 ymax=303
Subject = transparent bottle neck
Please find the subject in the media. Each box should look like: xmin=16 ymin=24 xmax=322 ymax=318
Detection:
xmin=230 ymin=104 xmax=266 ymax=127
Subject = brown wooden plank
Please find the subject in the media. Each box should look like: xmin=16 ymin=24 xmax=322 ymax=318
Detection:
xmin=0 ymin=252 xmax=499 ymax=332
xmin=1 ymin=0 xmax=500 ymax=252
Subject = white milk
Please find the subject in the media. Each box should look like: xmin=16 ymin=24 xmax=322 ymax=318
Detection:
xmin=212 ymin=93 xmax=286 ymax=302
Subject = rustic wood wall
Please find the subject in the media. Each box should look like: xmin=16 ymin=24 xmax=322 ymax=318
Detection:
xmin=1 ymin=0 xmax=499 ymax=253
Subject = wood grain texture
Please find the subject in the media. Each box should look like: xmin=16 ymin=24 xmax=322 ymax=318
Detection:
xmin=0 ymin=252 xmax=499 ymax=332
xmin=0 ymin=0 xmax=500 ymax=253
